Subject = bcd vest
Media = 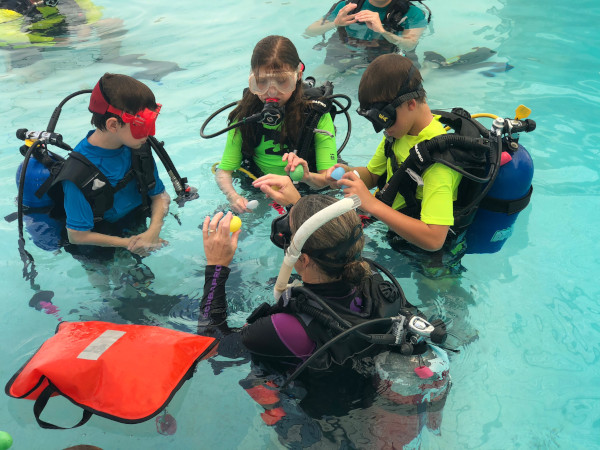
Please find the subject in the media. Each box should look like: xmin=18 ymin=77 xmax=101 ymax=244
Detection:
xmin=246 ymin=84 xmax=336 ymax=174
xmin=377 ymin=108 xmax=501 ymax=236
xmin=37 ymin=143 xmax=157 ymax=222
xmin=247 ymin=265 xmax=408 ymax=372
xmin=5 ymin=321 xmax=218 ymax=429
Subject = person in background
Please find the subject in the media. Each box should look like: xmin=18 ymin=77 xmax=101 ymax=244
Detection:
xmin=0 ymin=0 xmax=182 ymax=81
xmin=305 ymin=0 xmax=428 ymax=73
xmin=215 ymin=35 xmax=338 ymax=213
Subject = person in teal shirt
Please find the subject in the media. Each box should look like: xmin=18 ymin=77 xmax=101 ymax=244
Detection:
xmin=305 ymin=0 xmax=428 ymax=72
xmin=216 ymin=35 xmax=338 ymax=214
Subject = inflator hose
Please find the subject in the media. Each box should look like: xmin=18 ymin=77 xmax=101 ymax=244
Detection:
xmin=416 ymin=135 xmax=493 ymax=183
xmin=280 ymin=317 xmax=394 ymax=389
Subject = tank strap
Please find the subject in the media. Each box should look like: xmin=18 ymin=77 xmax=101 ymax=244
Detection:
xmin=479 ymin=185 xmax=533 ymax=215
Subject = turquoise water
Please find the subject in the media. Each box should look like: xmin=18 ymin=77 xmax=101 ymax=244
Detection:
xmin=1 ymin=0 xmax=599 ymax=448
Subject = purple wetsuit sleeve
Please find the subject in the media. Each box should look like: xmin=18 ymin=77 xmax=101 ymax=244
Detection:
xmin=199 ymin=264 xmax=231 ymax=325
xmin=199 ymin=265 xmax=316 ymax=361
xmin=241 ymin=313 xmax=316 ymax=361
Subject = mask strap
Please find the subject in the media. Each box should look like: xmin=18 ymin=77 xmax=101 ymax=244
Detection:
xmin=390 ymin=65 xmax=424 ymax=108
xmin=305 ymin=223 xmax=364 ymax=265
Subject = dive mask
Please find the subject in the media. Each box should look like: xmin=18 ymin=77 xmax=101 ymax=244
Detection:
xmin=248 ymin=65 xmax=301 ymax=96
xmin=270 ymin=212 xmax=292 ymax=250
xmin=357 ymin=88 xmax=425 ymax=133
xmin=357 ymin=64 xmax=424 ymax=133
xmin=89 ymin=80 xmax=161 ymax=139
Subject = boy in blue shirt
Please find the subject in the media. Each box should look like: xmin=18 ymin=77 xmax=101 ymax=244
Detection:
xmin=63 ymin=73 xmax=170 ymax=260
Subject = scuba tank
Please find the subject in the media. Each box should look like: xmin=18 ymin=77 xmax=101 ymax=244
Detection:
xmin=15 ymin=142 xmax=64 ymax=252
xmin=465 ymin=119 xmax=535 ymax=254
xmin=16 ymin=156 xmax=54 ymax=209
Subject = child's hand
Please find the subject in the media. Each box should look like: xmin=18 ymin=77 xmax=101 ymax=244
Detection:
xmin=253 ymin=174 xmax=301 ymax=206
xmin=338 ymin=171 xmax=376 ymax=211
xmin=127 ymin=230 xmax=168 ymax=257
xmin=228 ymin=193 xmax=252 ymax=214
xmin=283 ymin=153 xmax=310 ymax=181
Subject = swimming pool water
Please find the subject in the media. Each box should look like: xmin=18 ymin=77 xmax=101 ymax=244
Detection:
xmin=1 ymin=0 xmax=599 ymax=448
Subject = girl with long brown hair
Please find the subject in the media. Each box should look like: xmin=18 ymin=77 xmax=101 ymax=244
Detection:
xmin=215 ymin=35 xmax=338 ymax=213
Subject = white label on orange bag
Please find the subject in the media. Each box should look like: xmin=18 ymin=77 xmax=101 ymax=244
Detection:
xmin=77 ymin=330 xmax=126 ymax=360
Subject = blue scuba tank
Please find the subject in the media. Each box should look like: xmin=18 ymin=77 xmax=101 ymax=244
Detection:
xmin=16 ymin=158 xmax=63 ymax=251
xmin=16 ymin=158 xmax=54 ymax=208
xmin=466 ymin=143 xmax=534 ymax=254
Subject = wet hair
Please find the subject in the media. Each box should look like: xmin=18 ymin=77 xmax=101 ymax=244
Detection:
xmin=91 ymin=73 xmax=158 ymax=131
xmin=228 ymin=35 xmax=306 ymax=159
xmin=358 ymin=54 xmax=426 ymax=109
xmin=290 ymin=195 xmax=370 ymax=285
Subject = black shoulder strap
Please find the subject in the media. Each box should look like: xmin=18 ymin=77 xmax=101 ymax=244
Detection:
xmin=33 ymin=383 xmax=93 ymax=429
xmin=128 ymin=143 xmax=157 ymax=210
xmin=377 ymin=111 xmax=494 ymax=218
xmin=295 ymin=95 xmax=333 ymax=171
xmin=46 ymin=152 xmax=115 ymax=221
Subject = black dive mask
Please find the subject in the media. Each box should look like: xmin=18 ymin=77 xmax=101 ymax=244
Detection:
xmin=270 ymin=212 xmax=292 ymax=250
xmin=357 ymin=64 xmax=424 ymax=133
xmin=357 ymin=89 xmax=425 ymax=133
xmin=260 ymin=99 xmax=284 ymax=127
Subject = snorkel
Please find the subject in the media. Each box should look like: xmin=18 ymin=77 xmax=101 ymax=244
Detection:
xmin=273 ymin=195 xmax=362 ymax=300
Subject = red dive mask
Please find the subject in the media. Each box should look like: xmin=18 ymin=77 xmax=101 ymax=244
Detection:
xmin=89 ymin=80 xmax=161 ymax=139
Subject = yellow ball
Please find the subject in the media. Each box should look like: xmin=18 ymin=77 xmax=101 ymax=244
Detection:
xmin=229 ymin=216 xmax=242 ymax=233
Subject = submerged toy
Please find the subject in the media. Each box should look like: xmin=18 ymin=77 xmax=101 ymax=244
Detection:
xmin=0 ymin=431 xmax=13 ymax=450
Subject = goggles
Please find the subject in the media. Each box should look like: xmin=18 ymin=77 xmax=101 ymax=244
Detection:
xmin=357 ymin=89 xmax=425 ymax=133
xmin=248 ymin=69 xmax=300 ymax=96
xmin=89 ymin=80 xmax=161 ymax=139
xmin=270 ymin=212 xmax=292 ymax=250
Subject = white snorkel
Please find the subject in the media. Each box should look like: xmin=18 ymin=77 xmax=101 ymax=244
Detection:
xmin=273 ymin=194 xmax=362 ymax=300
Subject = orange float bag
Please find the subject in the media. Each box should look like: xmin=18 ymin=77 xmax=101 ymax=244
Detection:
xmin=5 ymin=321 xmax=218 ymax=429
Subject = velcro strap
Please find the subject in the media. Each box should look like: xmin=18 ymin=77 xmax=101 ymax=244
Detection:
xmin=479 ymin=185 xmax=533 ymax=215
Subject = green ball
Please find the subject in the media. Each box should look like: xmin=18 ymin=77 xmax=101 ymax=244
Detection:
xmin=0 ymin=431 xmax=13 ymax=450
xmin=290 ymin=165 xmax=304 ymax=181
